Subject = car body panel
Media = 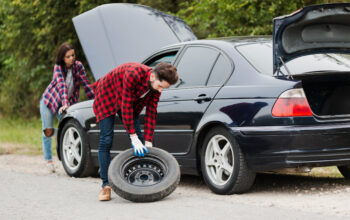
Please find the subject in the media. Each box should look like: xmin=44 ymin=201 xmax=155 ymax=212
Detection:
xmin=72 ymin=3 xmax=197 ymax=80
xmin=273 ymin=3 xmax=350 ymax=73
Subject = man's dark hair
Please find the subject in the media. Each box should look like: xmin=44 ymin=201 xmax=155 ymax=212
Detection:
xmin=55 ymin=42 xmax=74 ymax=68
xmin=154 ymin=62 xmax=178 ymax=85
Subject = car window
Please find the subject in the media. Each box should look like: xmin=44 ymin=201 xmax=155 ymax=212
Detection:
xmin=236 ymin=42 xmax=350 ymax=75
xmin=175 ymin=46 xmax=219 ymax=88
xmin=146 ymin=51 xmax=178 ymax=68
xmin=235 ymin=43 xmax=273 ymax=76
xmin=206 ymin=55 xmax=232 ymax=86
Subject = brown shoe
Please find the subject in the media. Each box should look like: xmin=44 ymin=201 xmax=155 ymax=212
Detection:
xmin=98 ymin=186 xmax=111 ymax=201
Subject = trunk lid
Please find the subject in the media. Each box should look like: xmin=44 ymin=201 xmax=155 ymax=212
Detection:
xmin=72 ymin=3 xmax=197 ymax=80
xmin=273 ymin=3 xmax=350 ymax=73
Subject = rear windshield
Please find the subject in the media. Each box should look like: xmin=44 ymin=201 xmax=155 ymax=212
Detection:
xmin=236 ymin=42 xmax=350 ymax=76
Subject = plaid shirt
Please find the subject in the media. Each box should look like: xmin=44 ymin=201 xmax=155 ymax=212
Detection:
xmin=42 ymin=61 xmax=94 ymax=114
xmin=93 ymin=62 xmax=161 ymax=142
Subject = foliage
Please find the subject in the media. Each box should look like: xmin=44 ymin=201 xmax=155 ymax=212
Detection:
xmin=176 ymin=0 xmax=335 ymax=38
xmin=0 ymin=0 xmax=348 ymax=117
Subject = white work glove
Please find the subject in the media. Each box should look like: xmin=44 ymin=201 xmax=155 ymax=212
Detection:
xmin=130 ymin=135 xmax=148 ymax=157
xmin=145 ymin=141 xmax=153 ymax=148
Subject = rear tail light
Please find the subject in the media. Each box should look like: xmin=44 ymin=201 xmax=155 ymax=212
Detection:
xmin=272 ymin=88 xmax=313 ymax=117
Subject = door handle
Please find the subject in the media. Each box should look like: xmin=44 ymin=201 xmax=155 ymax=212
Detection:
xmin=194 ymin=94 xmax=212 ymax=103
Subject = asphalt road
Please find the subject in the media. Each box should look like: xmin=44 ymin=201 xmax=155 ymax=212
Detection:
xmin=1 ymin=155 xmax=350 ymax=220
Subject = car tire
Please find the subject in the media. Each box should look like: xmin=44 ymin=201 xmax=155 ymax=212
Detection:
xmin=108 ymin=147 xmax=180 ymax=202
xmin=60 ymin=119 xmax=98 ymax=177
xmin=201 ymin=126 xmax=256 ymax=194
xmin=338 ymin=165 xmax=350 ymax=178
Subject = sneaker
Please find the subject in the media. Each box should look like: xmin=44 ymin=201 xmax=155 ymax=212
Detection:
xmin=99 ymin=186 xmax=111 ymax=201
xmin=46 ymin=162 xmax=56 ymax=173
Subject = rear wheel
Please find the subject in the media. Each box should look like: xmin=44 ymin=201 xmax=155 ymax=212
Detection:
xmin=201 ymin=127 xmax=256 ymax=194
xmin=338 ymin=165 xmax=350 ymax=178
xmin=60 ymin=119 xmax=97 ymax=177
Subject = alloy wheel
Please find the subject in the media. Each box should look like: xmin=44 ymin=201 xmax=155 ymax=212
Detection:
xmin=204 ymin=134 xmax=234 ymax=186
xmin=62 ymin=127 xmax=82 ymax=172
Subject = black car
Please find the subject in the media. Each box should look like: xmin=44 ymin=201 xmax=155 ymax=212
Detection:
xmin=57 ymin=3 xmax=350 ymax=194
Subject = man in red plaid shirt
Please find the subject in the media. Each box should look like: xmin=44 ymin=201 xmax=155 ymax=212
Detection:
xmin=93 ymin=62 xmax=178 ymax=201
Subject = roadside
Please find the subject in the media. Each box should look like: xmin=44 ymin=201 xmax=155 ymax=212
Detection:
xmin=1 ymin=153 xmax=350 ymax=219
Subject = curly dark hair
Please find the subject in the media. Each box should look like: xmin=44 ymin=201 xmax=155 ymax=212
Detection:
xmin=154 ymin=62 xmax=178 ymax=85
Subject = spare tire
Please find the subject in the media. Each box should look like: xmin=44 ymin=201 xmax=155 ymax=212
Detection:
xmin=108 ymin=147 xmax=180 ymax=202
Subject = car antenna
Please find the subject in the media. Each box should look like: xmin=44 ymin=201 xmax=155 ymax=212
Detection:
xmin=278 ymin=57 xmax=293 ymax=80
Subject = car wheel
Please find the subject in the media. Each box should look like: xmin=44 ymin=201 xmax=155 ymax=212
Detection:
xmin=60 ymin=119 xmax=97 ymax=177
xmin=108 ymin=147 xmax=180 ymax=202
xmin=338 ymin=165 xmax=350 ymax=178
xmin=201 ymin=127 xmax=256 ymax=194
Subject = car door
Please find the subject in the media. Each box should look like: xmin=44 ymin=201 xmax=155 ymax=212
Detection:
xmin=152 ymin=45 xmax=224 ymax=155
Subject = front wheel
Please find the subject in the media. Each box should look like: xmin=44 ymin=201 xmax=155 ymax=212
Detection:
xmin=60 ymin=119 xmax=97 ymax=177
xmin=201 ymin=127 xmax=256 ymax=194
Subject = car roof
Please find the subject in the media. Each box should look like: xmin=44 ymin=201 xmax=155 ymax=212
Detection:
xmin=157 ymin=36 xmax=272 ymax=49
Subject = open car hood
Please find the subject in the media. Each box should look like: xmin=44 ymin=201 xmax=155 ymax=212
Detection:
xmin=273 ymin=3 xmax=350 ymax=73
xmin=73 ymin=3 xmax=197 ymax=80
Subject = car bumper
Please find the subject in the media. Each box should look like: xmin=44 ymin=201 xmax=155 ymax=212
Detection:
xmin=234 ymin=123 xmax=350 ymax=171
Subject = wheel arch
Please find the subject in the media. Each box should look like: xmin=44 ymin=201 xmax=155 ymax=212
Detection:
xmin=195 ymin=121 xmax=232 ymax=174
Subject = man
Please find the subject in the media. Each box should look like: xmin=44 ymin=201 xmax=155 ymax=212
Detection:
xmin=93 ymin=62 xmax=178 ymax=201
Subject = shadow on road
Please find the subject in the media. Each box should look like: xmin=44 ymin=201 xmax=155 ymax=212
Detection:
xmin=179 ymin=173 xmax=350 ymax=193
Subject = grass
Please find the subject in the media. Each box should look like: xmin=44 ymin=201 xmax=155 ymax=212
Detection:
xmin=0 ymin=116 xmax=57 ymax=156
xmin=302 ymin=166 xmax=343 ymax=178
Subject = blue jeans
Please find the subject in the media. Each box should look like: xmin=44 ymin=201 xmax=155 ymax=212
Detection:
xmin=39 ymin=98 xmax=62 ymax=161
xmin=98 ymin=112 xmax=144 ymax=187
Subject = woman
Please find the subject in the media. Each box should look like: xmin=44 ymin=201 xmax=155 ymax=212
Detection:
xmin=40 ymin=42 xmax=94 ymax=172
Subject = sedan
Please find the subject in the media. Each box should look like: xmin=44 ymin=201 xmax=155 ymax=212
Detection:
xmin=57 ymin=3 xmax=350 ymax=194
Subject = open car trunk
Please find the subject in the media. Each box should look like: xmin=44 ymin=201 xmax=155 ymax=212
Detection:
xmin=295 ymin=73 xmax=350 ymax=117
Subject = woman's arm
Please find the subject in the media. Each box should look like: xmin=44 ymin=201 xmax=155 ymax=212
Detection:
xmin=76 ymin=61 xmax=94 ymax=99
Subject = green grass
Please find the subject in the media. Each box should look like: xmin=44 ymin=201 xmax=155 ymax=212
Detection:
xmin=0 ymin=116 xmax=57 ymax=155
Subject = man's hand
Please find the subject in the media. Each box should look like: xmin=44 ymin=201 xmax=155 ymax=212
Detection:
xmin=130 ymin=135 xmax=148 ymax=157
xmin=58 ymin=105 xmax=69 ymax=114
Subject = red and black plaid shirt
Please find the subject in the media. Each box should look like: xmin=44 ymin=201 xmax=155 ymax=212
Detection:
xmin=93 ymin=62 xmax=161 ymax=142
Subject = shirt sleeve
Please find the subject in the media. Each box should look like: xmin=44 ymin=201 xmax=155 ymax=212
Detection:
xmin=54 ymin=65 xmax=69 ymax=107
xmin=77 ymin=62 xmax=94 ymax=99
xmin=143 ymin=92 xmax=160 ymax=142
xmin=121 ymin=68 xmax=140 ymax=135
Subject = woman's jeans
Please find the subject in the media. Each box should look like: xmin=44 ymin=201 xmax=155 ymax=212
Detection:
xmin=98 ymin=112 xmax=144 ymax=187
xmin=40 ymin=98 xmax=61 ymax=161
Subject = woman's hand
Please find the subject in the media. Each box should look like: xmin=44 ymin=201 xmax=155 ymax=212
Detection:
xmin=58 ymin=105 xmax=69 ymax=114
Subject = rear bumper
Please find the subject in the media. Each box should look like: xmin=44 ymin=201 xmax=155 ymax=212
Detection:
xmin=234 ymin=123 xmax=350 ymax=171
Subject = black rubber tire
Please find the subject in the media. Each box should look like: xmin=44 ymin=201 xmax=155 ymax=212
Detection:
xmin=108 ymin=147 xmax=180 ymax=202
xmin=60 ymin=119 xmax=98 ymax=177
xmin=338 ymin=165 xmax=350 ymax=178
xmin=201 ymin=126 xmax=256 ymax=194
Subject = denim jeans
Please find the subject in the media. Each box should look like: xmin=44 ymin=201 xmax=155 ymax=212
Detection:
xmin=39 ymin=98 xmax=62 ymax=161
xmin=98 ymin=112 xmax=144 ymax=187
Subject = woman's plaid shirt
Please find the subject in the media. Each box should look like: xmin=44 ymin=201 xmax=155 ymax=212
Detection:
xmin=93 ymin=62 xmax=161 ymax=142
xmin=42 ymin=61 xmax=94 ymax=114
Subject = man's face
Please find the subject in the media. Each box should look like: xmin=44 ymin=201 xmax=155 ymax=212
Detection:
xmin=149 ymin=72 xmax=170 ymax=93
